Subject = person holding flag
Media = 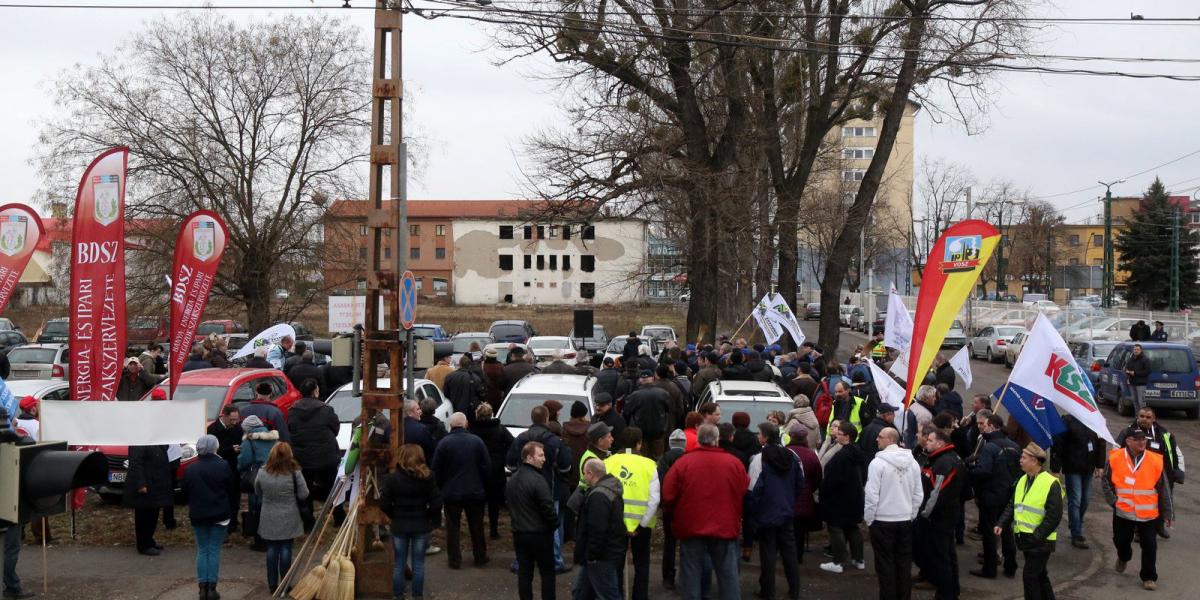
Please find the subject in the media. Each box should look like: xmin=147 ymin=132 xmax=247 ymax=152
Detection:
xmin=1050 ymin=415 xmax=1106 ymax=550
xmin=1102 ymin=429 xmax=1173 ymax=591
xmin=996 ymin=444 xmax=1063 ymax=600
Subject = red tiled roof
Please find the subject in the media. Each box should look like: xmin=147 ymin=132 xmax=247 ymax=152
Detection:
xmin=327 ymin=199 xmax=584 ymax=219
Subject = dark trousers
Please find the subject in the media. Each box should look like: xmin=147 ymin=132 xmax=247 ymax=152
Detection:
xmin=572 ymin=560 xmax=622 ymax=600
xmin=662 ymin=514 xmax=678 ymax=584
xmin=445 ymin=499 xmax=488 ymax=567
xmin=1021 ymin=550 xmax=1054 ymax=600
xmin=641 ymin=437 xmax=665 ymax=460
xmin=514 ymin=531 xmax=556 ymax=600
xmin=134 ymin=507 xmax=161 ymax=552
xmin=3 ymin=524 xmax=21 ymax=594
xmin=869 ymin=520 xmax=913 ymax=600
xmin=978 ymin=502 xmax=1018 ymax=576
xmin=617 ymin=526 xmax=652 ymax=600
xmin=300 ymin=466 xmax=338 ymax=531
xmin=485 ymin=481 xmax=506 ymax=537
xmin=920 ymin=520 xmax=959 ymax=600
xmin=1113 ymin=516 xmax=1158 ymax=582
xmin=757 ymin=523 xmax=800 ymax=600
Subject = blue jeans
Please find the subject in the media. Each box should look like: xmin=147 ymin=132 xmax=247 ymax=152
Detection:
xmin=266 ymin=539 xmax=294 ymax=590
xmin=3 ymin=524 xmax=21 ymax=594
xmin=393 ymin=532 xmax=430 ymax=599
xmin=572 ymin=560 xmax=622 ymax=600
xmin=193 ymin=524 xmax=226 ymax=584
xmin=1065 ymin=473 xmax=1092 ymax=540
xmin=679 ymin=538 xmax=739 ymax=600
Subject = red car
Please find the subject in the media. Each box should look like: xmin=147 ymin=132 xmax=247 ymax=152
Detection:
xmin=194 ymin=319 xmax=247 ymax=343
xmin=97 ymin=368 xmax=301 ymax=499
xmin=127 ymin=315 xmax=170 ymax=349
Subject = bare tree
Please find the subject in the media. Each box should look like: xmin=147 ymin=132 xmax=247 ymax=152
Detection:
xmin=34 ymin=13 xmax=371 ymax=331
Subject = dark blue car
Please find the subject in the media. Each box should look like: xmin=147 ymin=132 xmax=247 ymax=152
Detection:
xmin=1096 ymin=342 xmax=1200 ymax=419
xmin=1069 ymin=340 xmax=1121 ymax=388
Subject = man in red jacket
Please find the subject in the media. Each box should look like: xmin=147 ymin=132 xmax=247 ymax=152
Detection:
xmin=663 ymin=423 xmax=749 ymax=600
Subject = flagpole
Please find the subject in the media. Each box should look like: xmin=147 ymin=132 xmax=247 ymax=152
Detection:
xmin=729 ymin=312 xmax=755 ymax=341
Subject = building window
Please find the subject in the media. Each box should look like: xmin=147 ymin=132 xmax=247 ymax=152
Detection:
xmin=580 ymin=282 xmax=595 ymax=299
xmin=1192 ymin=213 xmax=1200 ymax=225
xmin=500 ymin=225 xmax=514 ymax=239
xmin=499 ymin=255 xmax=513 ymax=271
xmin=409 ymin=225 xmax=420 ymax=236
xmin=841 ymin=170 xmax=866 ymax=182
xmin=562 ymin=226 xmax=572 ymax=240
xmin=1069 ymin=258 xmax=1080 ymax=266
xmin=536 ymin=282 xmax=544 ymax=288
xmin=356 ymin=277 xmax=367 ymax=290
xmin=537 ymin=255 xmax=545 ymax=270
xmin=432 ymin=278 xmax=448 ymax=296
xmin=384 ymin=228 xmax=391 ymax=237
xmin=523 ymin=254 xmax=532 ymax=269
xmin=359 ymin=225 xmax=367 ymax=236
xmin=383 ymin=247 xmax=391 ymax=259
xmin=359 ymin=247 xmax=367 ymax=260
xmin=842 ymin=147 xmax=875 ymax=159
xmin=562 ymin=255 xmax=571 ymax=271
xmin=550 ymin=282 xmax=558 ymax=288
xmin=537 ymin=225 xmax=545 ymax=240
xmin=435 ymin=225 xmax=446 ymax=236
xmin=1068 ymin=234 xmax=1080 ymax=246
xmin=581 ymin=255 xmax=595 ymax=272
xmin=549 ymin=226 xmax=559 ymax=239
xmin=524 ymin=225 xmax=534 ymax=240
xmin=549 ymin=255 xmax=558 ymax=270
xmin=1092 ymin=258 xmax=1103 ymax=266
xmin=435 ymin=247 xmax=446 ymax=260
xmin=523 ymin=281 xmax=531 ymax=287
xmin=582 ymin=225 xmax=595 ymax=240
xmin=1092 ymin=234 xmax=1103 ymax=246
xmin=842 ymin=126 xmax=876 ymax=137
xmin=410 ymin=247 xmax=420 ymax=260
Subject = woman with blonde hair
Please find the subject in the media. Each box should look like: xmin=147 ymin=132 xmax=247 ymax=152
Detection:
xmin=380 ymin=444 xmax=443 ymax=600
xmin=254 ymin=441 xmax=309 ymax=594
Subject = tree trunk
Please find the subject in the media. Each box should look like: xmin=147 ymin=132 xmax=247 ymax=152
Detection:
xmin=686 ymin=206 xmax=719 ymax=345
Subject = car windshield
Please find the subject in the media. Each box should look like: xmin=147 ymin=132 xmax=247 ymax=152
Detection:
xmin=1093 ymin=342 xmax=1119 ymax=358
xmin=996 ymin=327 xmax=1024 ymax=337
xmin=721 ymin=388 xmax=785 ymax=398
xmin=491 ymin=325 xmax=526 ymax=339
xmin=147 ymin=384 xmax=231 ymax=420
xmin=8 ymin=348 xmax=58 ymax=364
xmin=226 ymin=337 xmax=249 ymax=351
xmin=643 ymin=328 xmax=673 ymax=338
xmin=411 ymin=326 xmax=439 ymax=338
xmin=1145 ymin=349 xmax=1194 ymax=374
xmin=326 ymin=390 xmax=390 ymax=423
xmin=452 ymin=337 xmax=491 ymax=353
xmin=42 ymin=321 xmax=68 ymax=335
xmin=715 ymin=400 xmax=790 ymax=425
xmin=197 ymin=323 xmax=225 ymax=335
xmin=606 ymin=337 xmax=628 ymax=352
xmin=529 ymin=338 xmax=570 ymax=350
xmin=500 ymin=393 xmax=590 ymax=427
xmin=571 ymin=326 xmax=606 ymax=338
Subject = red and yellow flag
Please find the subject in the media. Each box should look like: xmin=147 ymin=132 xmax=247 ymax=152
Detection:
xmin=904 ymin=220 xmax=1000 ymax=405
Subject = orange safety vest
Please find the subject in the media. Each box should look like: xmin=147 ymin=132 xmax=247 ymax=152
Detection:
xmin=1108 ymin=448 xmax=1163 ymax=521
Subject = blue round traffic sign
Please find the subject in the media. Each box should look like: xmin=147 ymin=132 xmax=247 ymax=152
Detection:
xmin=400 ymin=270 xmax=417 ymax=330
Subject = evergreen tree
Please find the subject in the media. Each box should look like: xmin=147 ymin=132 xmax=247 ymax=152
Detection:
xmin=1115 ymin=178 xmax=1200 ymax=309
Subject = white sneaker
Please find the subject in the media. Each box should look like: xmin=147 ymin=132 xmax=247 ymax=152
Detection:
xmin=820 ymin=562 xmax=844 ymax=574
xmin=425 ymin=544 xmax=442 ymax=556
xmin=854 ymin=560 xmax=866 ymax=571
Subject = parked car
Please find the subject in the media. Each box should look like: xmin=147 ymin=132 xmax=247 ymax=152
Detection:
xmin=496 ymin=373 xmax=596 ymax=437
xmin=602 ymin=335 xmax=662 ymax=366
xmin=5 ymin=379 xmax=70 ymax=402
xmin=1071 ymin=318 xmax=1189 ymax=344
xmin=804 ymin=303 xmax=821 ymax=320
xmin=848 ymin=308 xmax=869 ymax=332
xmin=968 ymin=326 xmax=1027 ymax=363
xmin=35 ymin=317 xmax=69 ymax=343
xmin=943 ymin=320 xmax=967 ymax=349
xmin=839 ymin=305 xmax=860 ymax=327
xmin=489 ymin=320 xmax=537 ymax=344
xmin=1069 ymin=340 xmax=1121 ymax=387
xmin=1096 ymin=342 xmax=1200 ymax=418
xmin=98 ymin=368 xmax=302 ymax=499
xmin=325 ymin=378 xmax=451 ymax=452
xmin=569 ymin=325 xmax=609 ymax=356
xmin=0 ymin=317 xmax=17 ymax=332
xmin=844 ymin=306 xmax=865 ymax=329
xmin=411 ymin=323 xmax=450 ymax=341
xmin=1027 ymin=300 xmax=1061 ymax=314
xmin=483 ymin=342 xmax=532 ymax=365
xmin=978 ymin=292 xmax=1019 ymax=302
xmin=195 ymin=319 xmax=247 ymax=341
xmin=448 ymin=332 xmax=494 ymax=365
xmin=127 ymin=315 xmax=170 ymax=350
xmin=528 ymin=336 xmax=581 ymax=367
xmin=1004 ymin=331 xmax=1029 ymax=369
xmin=1070 ymin=295 xmax=1102 ymax=308
xmin=0 ymin=330 xmax=27 ymax=355
xmin=7 ymin=343 xmax=70 ymax=380
xmin=693 ymin=380 xmax=792 ymax=422
xmin=640 ymin=325 xmax=677 ymax=344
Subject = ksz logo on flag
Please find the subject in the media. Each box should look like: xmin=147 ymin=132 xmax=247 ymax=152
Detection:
xmin=92 ymin=174 xmax=120 ymax=227
xmin=939 ymin=235 xmax=983 ymax=273
xmin=1045 ymin=353 xmax=1098 ymax=412
xmin=192 ymin=221 xmax=215 ymax=261
xmin=0 ymin=216 xmax=27 ymax=257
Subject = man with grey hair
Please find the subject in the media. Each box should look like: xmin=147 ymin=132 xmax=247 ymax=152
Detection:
xmin=403 ymin=398 xmax=436 ymax=464
xmin=663 ymin=423 xmax=749 ymax=600
xmin=572 ymin=458 xmax=626 ymax=600
xmin=245 ymin=344 xmax=273 ymax=369
xmin=433 ymin=411 xmax=491 ymax=568
xmin=542 ymin=349 xmax=576 ymax=375
xmin=910 ymin=385 xmax=937 ymax=430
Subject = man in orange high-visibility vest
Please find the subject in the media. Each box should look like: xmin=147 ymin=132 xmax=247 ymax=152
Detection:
xmin=1103 ymin=429 xmax=1174 ymax=591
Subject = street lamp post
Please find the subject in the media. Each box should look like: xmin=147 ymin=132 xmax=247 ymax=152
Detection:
xmin=1098 ymin=179 xmax=1125 ymax=309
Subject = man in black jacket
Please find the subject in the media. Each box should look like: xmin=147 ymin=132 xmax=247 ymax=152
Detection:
xmin=571 ymin=459 xmax=626 ymax=600
xmin=622 ymin=371 xmax=671 ymax=459
xmin=507 ymin=441 xmax=560 ymax=600
xmin=919 ymin=429 xmax=965 ymax=600
xmin=444 ymin=355 xmax=484 ymax=422
xmin=1052 ymin=414 xmax=1107 ymax=549
xmin=285 ymin=351 xmax=323 ymax=394
xmin=206 ymin=404 xmax=243 ymax=531
xmin=656 ymin=429 xmax=687 ymax=590
xmin=968 ymin=414 xmax=1020 ymax=578
xmin=594 ymin=357 xmax=621 ymax=399
xmin=433 ymin=412 xmax=491 ymax=569
xmin=287 ymin=379 xmax=340 ymax=531
xmin=503 ymin=348 xmax=538 ymax=393
xmin=997 ymin=444 xmax=1063 ymax=600
xmin=592 ymin=394 xmax=626 ymax=454
xmin=622 ymin=332 xmax=641 ymax=363
xmin=507 ymin=405 xmax=574 ymax=571
xmin=859 ymin=403 xmax=899 ymax=467
xmin=1125 ymin=343 xmax=1152 ymax=412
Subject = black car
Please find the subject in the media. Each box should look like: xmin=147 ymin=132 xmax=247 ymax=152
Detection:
xmin=0 ymin=330 xmax=26 ymax=355
xmin=489 ymin=320 xmax=537 ymax=344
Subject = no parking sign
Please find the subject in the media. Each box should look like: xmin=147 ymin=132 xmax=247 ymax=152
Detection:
xmin=400 ymin=270 xmax=417 ymax=330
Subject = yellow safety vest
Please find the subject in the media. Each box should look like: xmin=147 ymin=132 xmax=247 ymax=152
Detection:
xmin=825 ymin=396 xmax=864 ymax=440
xmin=578 ymin=448 xmax=600 ymax=490
xmin=604 ymin=450 xmax=658 ymax=532
xmin=1012 ymin=471 xmax=1063 ymax=541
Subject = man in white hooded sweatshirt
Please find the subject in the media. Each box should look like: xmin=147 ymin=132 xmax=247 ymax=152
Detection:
xmin=864 ymin=428 xmax=925 ymax=600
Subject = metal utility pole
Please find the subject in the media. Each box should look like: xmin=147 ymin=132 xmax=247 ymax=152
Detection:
xmin=354 ymin=1 xmax=407 ymax=594
xmin=1099 ymin=180 xmax=1124 ymax=309
xmin=1171 ymin=204 xmax=1180 ymax=311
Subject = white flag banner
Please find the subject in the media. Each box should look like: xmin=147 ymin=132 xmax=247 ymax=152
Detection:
xmin=232 ymin=323 xmax=297 ymax=360
xmin=868 ymin=359 xmax=909 ymax=437
xmin=1008 ymin=313 xmax=1115 ymax=445
xmin=752 ymin=295 xmax=784 ymax=344
xmin=883 ymin=291 xmax=914 ymax=352
xmin=949 ymin=345 xmax=974 ymax=390
xmin=889 ymin=349 xmax=910 ymax=381
xmin=766 ymin=292 xmax=806 ymax=347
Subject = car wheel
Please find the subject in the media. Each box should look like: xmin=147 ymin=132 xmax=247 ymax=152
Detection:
xmin=986 ymin=347 xmax=994 ymax=363
xmin=1117 ymin=392 xmax=1132 ymax=417
xmin=1005 ymin=354 xmax=1012 ymax=369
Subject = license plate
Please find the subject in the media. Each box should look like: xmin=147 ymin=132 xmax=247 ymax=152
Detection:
xmin=1143 ymin=390 xmax=1161 ymax=397
xmin=13 ymin=370 xmax=37 ymax=378
xmin=108 ymin=471 xmax=126 ymax=483
xmin=1170 ymin=391 xmax=1196 ymax=398
xmin=1156 ymin=382 xmax=1178 ymax=389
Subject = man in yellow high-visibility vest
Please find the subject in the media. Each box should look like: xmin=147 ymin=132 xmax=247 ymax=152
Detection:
xmin=997 ymin=444 xmax=1062 ymax=600
xmin=604 ymin=426 xmax=661 ymax=600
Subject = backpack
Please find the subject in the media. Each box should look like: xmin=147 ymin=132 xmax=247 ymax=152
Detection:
xmin=813 ymin=379 xmax=834 ymax=430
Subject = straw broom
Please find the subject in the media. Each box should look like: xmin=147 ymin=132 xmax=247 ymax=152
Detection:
xmin=317 ymin=497 xmax=360 ymax=600
xmin=283 ymin=478 xmax=348 ymax=599
xmin=335 ymin=520 xmax=357 ymax=600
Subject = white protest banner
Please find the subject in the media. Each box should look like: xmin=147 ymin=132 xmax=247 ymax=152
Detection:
xmin=40 ymin=399 xmax=206 ymax=446
xmin=752 ymin=295 xmax=784 ymax=344
xmin=883 ymin=291 xmax=914 ymax=352
xmin=766 ymin=292 xmax=806 ymax=347
xmin=949 ymin=345 xmax=974 ymax=390
xmin=868 ymin=359 xmax=909 ymax=437
xmin=889 ymin=349 xmax=910 ymax=381
xmin=232 ymin=323 xmax=297 ymax=360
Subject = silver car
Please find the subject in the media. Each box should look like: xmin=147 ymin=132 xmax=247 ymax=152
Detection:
xmin=7 ymin=343 xmax=70 ymax=380
xmin=968 ymin=326 xmax=1027 ymax=364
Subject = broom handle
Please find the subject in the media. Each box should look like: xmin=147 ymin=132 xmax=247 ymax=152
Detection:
xmin=277 ymin=506 xmax=336 ymax=598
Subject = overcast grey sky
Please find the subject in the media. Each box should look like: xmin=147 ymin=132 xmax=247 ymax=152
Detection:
xmin=1 ymin=0 xmax=1198 ymax=225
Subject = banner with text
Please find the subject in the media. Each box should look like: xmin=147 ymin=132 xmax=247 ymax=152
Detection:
xmin=169 ymin=210 xmax=228 ymax=396
xmin=69 ymin=147 xmax=129 ymax=402
xmin=0 ymin=204 xmax=44 ymax=315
